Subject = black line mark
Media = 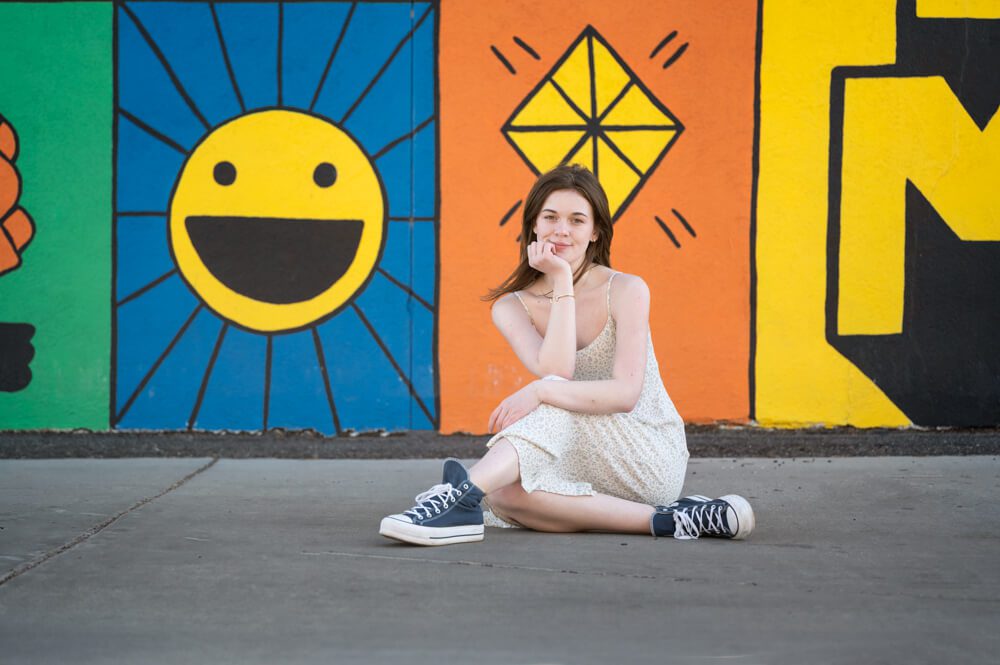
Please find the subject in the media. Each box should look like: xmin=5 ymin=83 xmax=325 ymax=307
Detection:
xmin=748 ymin=0 xmax=762 ymax=423
xmin=513 ymin=36 xmax=540 ymax=60
xmin=499 ymin=199 xmax=522 ymax=227
xmin=312 ymin=328 xmax=342 ymax=435
xmin=341 ymin=4 xmax=433 ymax=125
xmin=654 ymin=216 xmax=681 ymax=248
xmin=116 ymin=268 xmax=178 ymax=308
xmin=310 ymin=0 xmax=356 ymax=112
xmin=507 ymin=123 xmax=674 ymax=132
xmin=114 ymin=304 xmax=203 ymax=426
xmin=671 ymin=208 xmax=696 ymax=237
xmin=117 ymin=211 xmax=166 ymax=218
xmin=548 ymin=78 xmax=592 ymax=124
xmin=490 ymin=45 xmax=516 ymax=75
xmin=351 ymin=303 xmax=434 ymax=425
xmin=376 ymin=267 xmax=434 ymax=312
xmin=650 ymin=31 xmax=678 ymax=59
xmin=662 ymin=42 xmax=689 ymax=70
xmin=263 ymin=335 xmax=272 ymax=431
xmin=188 ymin=322 xmax=228 ymax=430
xmin=209 ymin=0 xmax=245 ymax=114
xmin=276 ymin=0 xmax=283 ymax=107
xmin=119 ymin=109 xmax=189 ymax=155
xmin=598 ymin=131 xmax=643 ymax=178
xmin=372 ymin=114 xmax=435 ymax=160
xmin=120 ymin=2 xmax=211 ymax=131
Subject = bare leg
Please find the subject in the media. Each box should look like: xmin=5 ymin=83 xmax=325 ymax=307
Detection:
xmin=488 ymin=483 xmax=655 ymax=534
xmin=467 ymin=437 xmax=521 ymax=494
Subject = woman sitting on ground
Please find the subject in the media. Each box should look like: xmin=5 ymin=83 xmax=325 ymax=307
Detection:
xmin=380 ymin=164 xmax=754 ymax=545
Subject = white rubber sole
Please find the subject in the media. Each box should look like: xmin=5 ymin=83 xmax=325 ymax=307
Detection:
xmin=719 ymin=494 xmax=755 ymax=540
xmin=379 ymin=516 xmax=485 ymax=546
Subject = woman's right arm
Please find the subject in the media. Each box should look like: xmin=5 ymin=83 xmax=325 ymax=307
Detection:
xmin=492 ymin=277 xmax=576 ymax=379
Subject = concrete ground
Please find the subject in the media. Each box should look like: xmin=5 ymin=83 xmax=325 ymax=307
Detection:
xmin=1 ymin=455 xmax=999 ymax=664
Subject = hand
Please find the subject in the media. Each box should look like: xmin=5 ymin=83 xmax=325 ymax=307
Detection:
xmin=488 ymin=381 xmax=542 ymax=433
xmin=526 ymin=240 xmax=570 ymax=277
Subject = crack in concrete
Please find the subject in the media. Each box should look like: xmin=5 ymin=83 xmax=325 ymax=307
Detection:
xmin=300 ymin=549 xmax=700 ymax=581
xmin=0 ymin=457 xmax=219 ymax=588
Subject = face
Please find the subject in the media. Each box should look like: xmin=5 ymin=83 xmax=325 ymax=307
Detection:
xmin=532 ymin=189 xmax=597 ymax=267
xmin=169 ymin=109 xmax=385 ymax=332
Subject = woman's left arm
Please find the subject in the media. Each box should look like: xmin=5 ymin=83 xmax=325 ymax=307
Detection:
xmin=488 ymin=275 xmax=650 ymax=432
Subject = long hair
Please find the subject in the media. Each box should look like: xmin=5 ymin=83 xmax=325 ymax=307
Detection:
xmin=484 ymin=164 xmax=613 ymax=302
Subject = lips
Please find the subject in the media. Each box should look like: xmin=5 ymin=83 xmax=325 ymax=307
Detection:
xmin=184 ymin=216 xmax=364 ymax=304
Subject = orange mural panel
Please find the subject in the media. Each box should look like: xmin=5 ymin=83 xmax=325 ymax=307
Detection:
xmin=440 ymin=1 xmax=757 ymax=432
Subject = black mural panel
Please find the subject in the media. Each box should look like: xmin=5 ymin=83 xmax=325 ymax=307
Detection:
xmin=827 ymin=1 xmax=1000 ymax=426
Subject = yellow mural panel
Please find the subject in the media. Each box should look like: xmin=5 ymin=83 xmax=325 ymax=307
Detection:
xmin=756 ymin=0 xmax=909 ymax=427
xmin=917 ymin=0 xmax=1000 ymax=18
xmin=838 ymin=77 xmax=1000 ymax=335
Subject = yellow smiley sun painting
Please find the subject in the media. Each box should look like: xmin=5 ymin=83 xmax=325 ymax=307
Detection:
xmin=114 ymin=1 xmax=438 ymax=432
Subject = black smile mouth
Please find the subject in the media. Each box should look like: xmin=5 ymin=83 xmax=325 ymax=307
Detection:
xmin=184 ymin=216 xmax=365 ymax=304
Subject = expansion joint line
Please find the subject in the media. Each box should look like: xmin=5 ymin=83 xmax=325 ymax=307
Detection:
xmin=0 ymin=458 xmax=219 ymax=588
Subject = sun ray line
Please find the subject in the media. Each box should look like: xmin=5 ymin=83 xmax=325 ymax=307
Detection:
xmin=672 ymin=208 xmax=696 ymax=237
xmin=351 ymin=303 xmax=434 ymax=425
xmin=119 ymin=109 xmax=189 ymax=156
xmin=498 ymin=199 xmax=522 ymax=227
xmin=376 ymin=267 xmax=433 ymax=312
xmin=114 ymin=304 xmax=203 ymax=426
xmin=309 ymin=0 xmax=357 ymax=112
xmin=662 ymin=43 xmax=689 ymax=70
xmin=116 ymin=268 xmax=178 ymax=308
xmin=312 ymin=328 xmax=342 ymax=435
xmin=188 ymin=322 xmax=228 ymax=431
xmin=339 ymin=3 xmax=434 ymax=125
xmin=490 ymin=45 xmax=516 ymax=75
xmin=596 ymin=80 xmax=634 ymax=123
xmin=548 ymin=78 xmax=592 ymax=124
xmin=587 ymin=34 xmax=597 ymax=122
xmin=120 ymin=2 xmax=211 ymax=131
xmin=512 ymin=36 xmax=540 ymax=60
xmin=654 ymin=216 xmax=681 ymax=248
xmin=649 ymin=31 xmax=678 ymax=59
xmin=263 ymin=335 xmax=273 ymax=431
xmin=372 ymin=114 xmax=435 ymax=161
xmin=597 ymin=130 xmax=644 ymax=178
xmin=209 ymin=0 xmax=245 ymax=114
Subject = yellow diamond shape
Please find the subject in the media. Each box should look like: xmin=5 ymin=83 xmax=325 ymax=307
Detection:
xmin=502 ymin=26 xmax=683 ymax=220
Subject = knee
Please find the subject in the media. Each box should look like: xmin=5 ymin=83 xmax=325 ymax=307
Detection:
xmin=487 ymin=484 xmax=529 ymax=517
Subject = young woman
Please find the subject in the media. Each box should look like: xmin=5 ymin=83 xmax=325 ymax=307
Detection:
xmin=380 ymin=164 xmax=754 ymax=545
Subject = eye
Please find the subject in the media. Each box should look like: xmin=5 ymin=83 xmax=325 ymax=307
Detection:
xmin=213 ymin=161 xmax=236 ymax=186
xmin=313 ymin=162 xmax=337 ymax=188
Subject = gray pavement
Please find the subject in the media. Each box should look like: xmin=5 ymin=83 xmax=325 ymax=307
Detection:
xmin=1 ymin=456 xmax=999 ymax=664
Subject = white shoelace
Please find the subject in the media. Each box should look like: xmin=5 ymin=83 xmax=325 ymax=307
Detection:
xmin=403 ymin=483 xmax=458 ymax=520
xmin=672 ymin=504 xmax=729 ymax=540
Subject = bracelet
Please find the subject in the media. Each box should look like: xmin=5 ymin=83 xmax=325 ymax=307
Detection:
xmin=550 ymin=293 xmax=575 ymax=303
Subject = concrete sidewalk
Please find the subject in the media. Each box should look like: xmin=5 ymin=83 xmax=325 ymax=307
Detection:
xmin=1 ymin=456 xmax=998 ymax=664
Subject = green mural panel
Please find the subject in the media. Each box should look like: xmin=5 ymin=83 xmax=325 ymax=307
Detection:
xmin=0 ymin=3 xmax=113 ymax=429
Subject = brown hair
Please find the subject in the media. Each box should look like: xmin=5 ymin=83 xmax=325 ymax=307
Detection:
xmin=484 ymin=164 xmax=613 ymax=302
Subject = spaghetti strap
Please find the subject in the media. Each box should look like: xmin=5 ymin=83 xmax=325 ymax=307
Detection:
xmin=513 ymin=291 xmax=535 ymax=327
xmin=606 ymin=272 xmax=619 ymax=317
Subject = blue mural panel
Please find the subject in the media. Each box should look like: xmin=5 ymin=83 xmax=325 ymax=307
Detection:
xmin=114 ymin=1 xmax=438 ymax=432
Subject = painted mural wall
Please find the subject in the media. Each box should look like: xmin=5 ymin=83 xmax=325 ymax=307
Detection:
xmin=0 ymin=0 xmax=996 ymax=434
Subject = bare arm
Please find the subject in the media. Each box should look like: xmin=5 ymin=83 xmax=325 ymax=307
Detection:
xmin=491 ymin=244 xmax=577 ymax=379
xmin=488 ymin=275 xmax=651 ymax=431
xmin=536 ymin=275 xmax=650 ymax=413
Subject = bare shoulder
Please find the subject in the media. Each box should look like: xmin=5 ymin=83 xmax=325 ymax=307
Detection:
xmin=610 ymin=272 xmax=650 ymax=300
xmin=491 ymin=292 xmax=523 ymax=324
